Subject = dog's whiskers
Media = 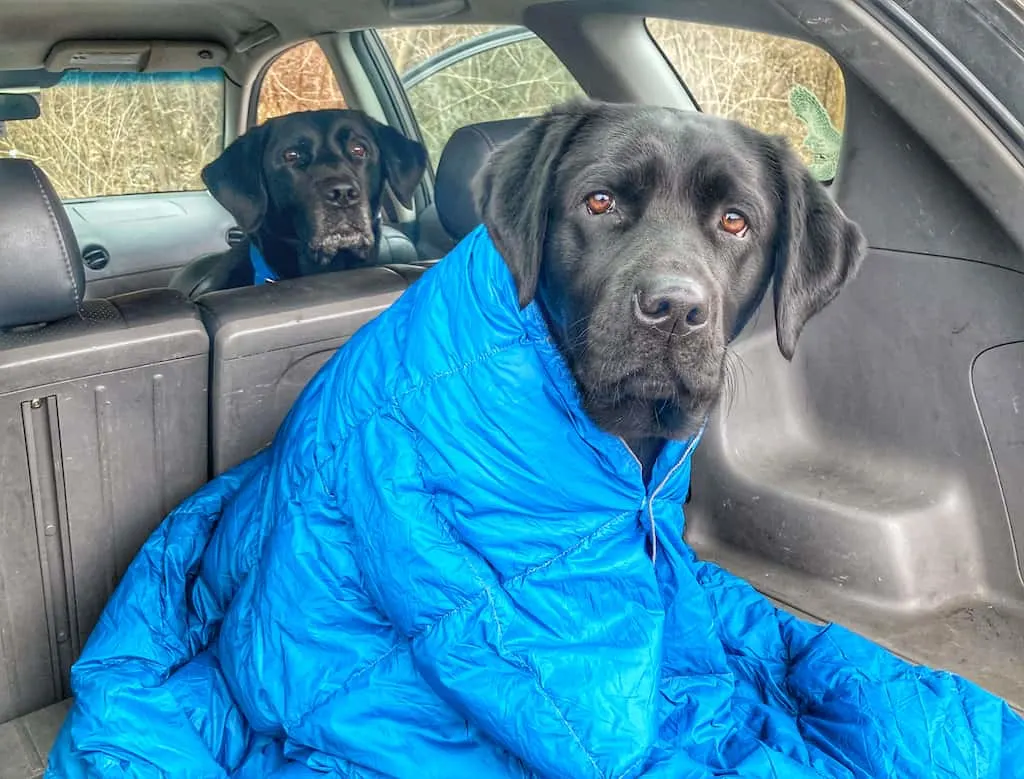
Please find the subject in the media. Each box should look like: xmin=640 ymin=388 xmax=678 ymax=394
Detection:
xmin=719 ymin=349 xmax=752 ymax=417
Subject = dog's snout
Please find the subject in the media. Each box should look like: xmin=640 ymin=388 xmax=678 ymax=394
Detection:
xmin=633 ymin=274 xmax=709 ymax=333
xmin=319 ymin=178 xmax=361 ymax=207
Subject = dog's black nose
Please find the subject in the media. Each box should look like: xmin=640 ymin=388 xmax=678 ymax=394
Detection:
xmin=633 ymin=274 xmax=709 ymax=333
xmin=320 ymin=179 xmax=361 ymax=207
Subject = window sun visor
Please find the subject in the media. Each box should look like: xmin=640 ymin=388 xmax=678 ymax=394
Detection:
xmin=43 ymin=40 xmax=229 ymax=74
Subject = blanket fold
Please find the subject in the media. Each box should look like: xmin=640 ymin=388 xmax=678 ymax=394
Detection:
xmin=48 ymin=226 xmax=1024 ymax=778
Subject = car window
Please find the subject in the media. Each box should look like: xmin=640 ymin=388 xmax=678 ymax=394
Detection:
xmin=379 ymin=25 xmax=584 ymax=167
xmin=256 ymin=40 xmax=348 ymax=124
xmin=0 ymin=69 xmax=224 ymax=199
xmin=647 ymin=19 xmax=846 ymax=181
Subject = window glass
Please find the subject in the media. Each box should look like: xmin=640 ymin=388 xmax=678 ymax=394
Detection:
xmin=0 ymin=69 xmax=224 ymax=199
xmin=647 ymin=19 xmax=846 ymax=181
xmin=379 ymin=25 xmax=584 ymax=166
xmin=256 ymin=40 xmax=348 ymax=124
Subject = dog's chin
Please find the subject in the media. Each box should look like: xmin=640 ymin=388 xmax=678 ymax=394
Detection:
xmin=541 ymin=297 xmax=722 ymax=440
xmin=567 ymin=340 xmax=723 ymax=441
xmin=580 ymin=378 xmax=717 ymax=441
xmin=303 ymin=229 xmax=375 ymax=271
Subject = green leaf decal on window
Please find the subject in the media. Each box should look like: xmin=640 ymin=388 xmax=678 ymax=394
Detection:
xmin=789 ymin=84 xmax=841 ymax=181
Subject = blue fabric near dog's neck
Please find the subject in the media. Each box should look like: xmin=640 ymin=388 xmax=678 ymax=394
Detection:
xmin=250 ymin=242 xmax=277 ymax=285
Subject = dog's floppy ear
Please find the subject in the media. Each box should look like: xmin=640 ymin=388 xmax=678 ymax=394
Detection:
xmin=474 ymin=101 xmax=592 ymax=308
xmin=201 ymin=123 xmax=270 ymax=234
xmin=768 ymin=137 xmax=867 ymax=360
xmin=369 ymin=121 xmax=428 ymax=210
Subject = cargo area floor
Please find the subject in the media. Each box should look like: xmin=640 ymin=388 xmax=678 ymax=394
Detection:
xmin=0 ymin=700 xmax=70 ymax=779
xmin=704 ymin=544 xmax=1024 ymax=714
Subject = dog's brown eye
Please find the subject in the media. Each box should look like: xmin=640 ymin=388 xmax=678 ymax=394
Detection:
xmin=720 ymin=211 xmax=748 ymax=236
xmin=585 ymin=191 xmax=615 ymax=215
xmin=282 ymin=149 xmax=301 ymax=164
xmin=348 ymin=141 xmax=367 ymax=159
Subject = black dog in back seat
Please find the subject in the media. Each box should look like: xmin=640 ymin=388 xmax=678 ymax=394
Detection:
xmin=171 ymin=109 xmax=427 ymax=297
xmin=475 ymin=100 xmax=866 ymax=473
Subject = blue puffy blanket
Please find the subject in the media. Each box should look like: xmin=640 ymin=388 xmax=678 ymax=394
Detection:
xmin=49 ymin=226 xmax=1024 ymax=778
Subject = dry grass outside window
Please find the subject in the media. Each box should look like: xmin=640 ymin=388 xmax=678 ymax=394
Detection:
xmin=0 ymin=24 xmax=847 ymax=200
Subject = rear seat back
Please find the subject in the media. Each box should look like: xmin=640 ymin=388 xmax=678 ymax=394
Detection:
xmin=200 ymin=117 xmax=535 ymax=477
xmin=0 ymin=159 xmax=209 ymax=723
xmin=199 ymin=265 xmax=424 ymax=474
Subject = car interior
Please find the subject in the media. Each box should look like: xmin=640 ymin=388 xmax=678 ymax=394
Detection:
xmin=1 ymin=0 xmax=1024 ymax=774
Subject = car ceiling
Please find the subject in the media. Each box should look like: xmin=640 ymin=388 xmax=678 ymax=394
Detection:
xmin=0 ymin=0 xmax=534 ymax=75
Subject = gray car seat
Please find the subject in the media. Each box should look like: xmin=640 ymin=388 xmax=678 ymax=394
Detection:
xmin=0 ymin=158 xmax=209 ymax=724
